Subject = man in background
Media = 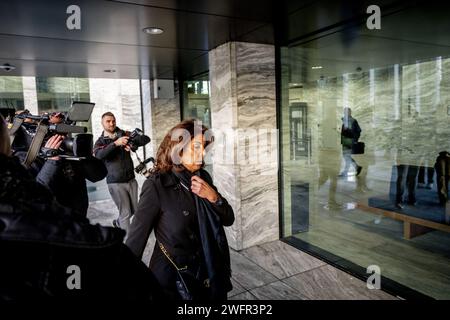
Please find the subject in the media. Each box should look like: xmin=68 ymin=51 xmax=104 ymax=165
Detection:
xmin=339 ymin=107 xmax=362 ymax=177
xmin=94 ymin=112 xmax=139 ymax=233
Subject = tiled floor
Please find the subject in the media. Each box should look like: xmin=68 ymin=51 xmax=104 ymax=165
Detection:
xmin=87 ymin=200 xmax=396 ymax=300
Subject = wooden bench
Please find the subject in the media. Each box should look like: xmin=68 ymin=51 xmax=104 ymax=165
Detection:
xmin=356 ymin=203 xmax=450 ymax=239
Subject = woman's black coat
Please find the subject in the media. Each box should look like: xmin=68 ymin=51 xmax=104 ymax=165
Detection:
xmin=125 ymin=169 xmax=234 ymax=300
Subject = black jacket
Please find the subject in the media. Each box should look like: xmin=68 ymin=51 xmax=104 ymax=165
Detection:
xmin=93 ymin=128 xmax=135 ymax=184
xmin=13 ymin=151 xmax=106 ymax=217
xmin=0 ymin=154 xmax=162 ymax=300
xmin=341 ymin=116 xmax=361 ymax=146
xmin=125 ymin=168 xmax=234 ymax=300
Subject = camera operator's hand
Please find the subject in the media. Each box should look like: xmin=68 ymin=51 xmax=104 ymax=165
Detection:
xmin=124 ymin=145 xmax=131 ymax=152
xmin=114 ymin=136 xmax=129 ymax=147
xmin=45 ymin=135 xmax=64 ymax=160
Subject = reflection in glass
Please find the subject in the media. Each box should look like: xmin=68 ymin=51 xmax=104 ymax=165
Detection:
xmin=280 ymin=3 xmax=450 ymax=299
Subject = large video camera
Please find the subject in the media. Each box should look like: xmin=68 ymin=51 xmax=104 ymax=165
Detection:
xmin=10 ymin=102 xmax=96 ymax=166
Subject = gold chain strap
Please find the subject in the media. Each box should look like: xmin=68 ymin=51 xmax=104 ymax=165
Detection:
xmin=158 ymin=241 xmax=187 ymax=271
xmin=158 ymin=241 xmax=210 ymax=288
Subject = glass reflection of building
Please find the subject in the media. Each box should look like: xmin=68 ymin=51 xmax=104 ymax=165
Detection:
xmin=280 ymin=2 xmax=450 ymax=299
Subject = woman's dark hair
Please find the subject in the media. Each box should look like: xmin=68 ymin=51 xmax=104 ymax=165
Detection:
xmin=153 ymin=119 xmax=211 ymax=173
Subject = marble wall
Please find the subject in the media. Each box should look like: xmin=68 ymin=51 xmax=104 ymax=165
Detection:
xmin=209 ymin=42 xmax=279 ymax=250
xmin=21 ymin=77 xmax=38 ymax=114
xmin=148 ymin=79 xmax=181 ymax=155
xmin=283 ymin=56 xmax=450 ymax=163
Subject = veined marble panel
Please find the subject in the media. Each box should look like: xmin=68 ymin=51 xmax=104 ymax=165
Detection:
xmin=21 ymin=77 xmax=38 ymax=114
xmin=212 ymin=164 xmax=242 ymax=250
xmin=149 ymin=80 xmax=181 ymax=152
xmin=209 ymin=42 xmax=278 ymax=250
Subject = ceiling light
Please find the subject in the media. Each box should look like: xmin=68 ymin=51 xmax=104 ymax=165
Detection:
xmin=311 ymin=66 xmax=323 ymax=70
xmin=0 ymin=63 xmax=16 ymax=72
xmin=143 ymin=27 xmax=164 ymax=35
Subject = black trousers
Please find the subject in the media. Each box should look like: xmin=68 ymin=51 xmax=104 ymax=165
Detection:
xmin=396 ymin=165 xmax=419 ymax=204
xmin=418 ymin=166 xmax=434 ymax=184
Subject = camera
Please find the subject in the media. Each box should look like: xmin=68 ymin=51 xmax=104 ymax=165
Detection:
xmin=10 ymin=102 xmax=96 ymax=162
xmin=135 ymin=156 xmax=155 ymax=177
xmin=126 ymin=128 xmax=151 ymax=152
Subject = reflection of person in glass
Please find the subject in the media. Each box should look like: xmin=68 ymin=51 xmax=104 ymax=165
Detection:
xmin=319 ymin=150 xmax=340 ymax=210
xmin=339 ymin=107 xmax=362 ymax=177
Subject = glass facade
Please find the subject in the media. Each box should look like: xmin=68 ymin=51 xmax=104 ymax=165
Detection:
xmin=182 ymin=74 xmax=212 ymax=173
xmin=280 ymin=3 xmax=450 ymax=299
xmin=0 ymin=76 xmax=24 ymax=110
xmin=36 ymin=77 xmax=92 ymax=132
xmin=0 ymin=76 xmax=145 ymax=203
xmin=182 ymin=74 xmax=211 ymax=128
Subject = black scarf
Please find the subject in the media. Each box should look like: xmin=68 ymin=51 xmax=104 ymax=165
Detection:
xmin=172 ymin=168 xmax=232 ymax=299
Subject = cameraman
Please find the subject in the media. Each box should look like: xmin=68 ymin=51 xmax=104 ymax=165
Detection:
xmin=94 ymin=112 xmax=148 ymax=232
xmin=12 ymin=112 xmax=107 ymax=217
xmin=0 ymin=114 xmax=163 ymax=300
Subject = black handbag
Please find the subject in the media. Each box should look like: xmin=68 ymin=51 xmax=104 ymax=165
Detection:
xmin=158 ymin=241 xmax=195 ymax=300
xmin=352 ymin=142 xmax=365 ymax=154
xmin=175 ymin=270 xmax=193 ymax=300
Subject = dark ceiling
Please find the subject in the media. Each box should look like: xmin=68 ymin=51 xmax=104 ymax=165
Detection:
xmin=0 ymin=0 xmax=276 ymax=80
xmin=286 ymin=0 xmax=450 ymax=82
xmin=2 ymin=0 xmax=445 ymax=82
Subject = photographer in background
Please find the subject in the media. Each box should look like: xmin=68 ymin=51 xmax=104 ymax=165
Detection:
xmin=94 ymin=112 xmax=150 ymax=233
xmin=12 ymin=111 xmax=107 ymax=217
xmin=0 ymin=114 xmax=162 ymax=300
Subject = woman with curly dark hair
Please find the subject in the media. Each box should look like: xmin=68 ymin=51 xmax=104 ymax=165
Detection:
xmin=126 ymin=119 xmax=235 ymax=301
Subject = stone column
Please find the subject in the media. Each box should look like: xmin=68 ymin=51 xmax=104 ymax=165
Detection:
xmin=22 ymin=77 xmax=38 ymax=114
xmin=209 ymin=42 xmax=279 ymax=250
xmin=148 ymin=80 xmax=181 ymax=153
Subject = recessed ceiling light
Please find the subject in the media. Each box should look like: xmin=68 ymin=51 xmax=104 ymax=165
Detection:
xmin=143 ymin=27 xmax=164 ymax=35
xmin=104 ymin=69 xmax=116 ymax=73
xmin=312 ymin=66 xmax=323 ymax=70
xmin=0 ymin=63 xmax=16 ymax=72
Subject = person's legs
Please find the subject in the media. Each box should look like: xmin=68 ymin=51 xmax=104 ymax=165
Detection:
xmin=418 ymin=165 xmax=425 ymax=184
xmin=108 ymin=182 xmax=133 ymax=232
xmin=396 ymin=165 xmax=406 ymax=207
xmin=341 ymin=147 xmax=352 ymax=175
xmin=341 ymin=147 xmax=361 ymax=176
xmin=406 ymin=165 xmax=419 ymax=205
xmin=427 ymin=166 xmax=435 ymax=187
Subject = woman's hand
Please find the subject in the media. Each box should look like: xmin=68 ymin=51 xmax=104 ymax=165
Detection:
xmin=191 ymin=175 xmax=219 ymax=203
xmin=45 ymin=134 xmax=64 ymax=160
